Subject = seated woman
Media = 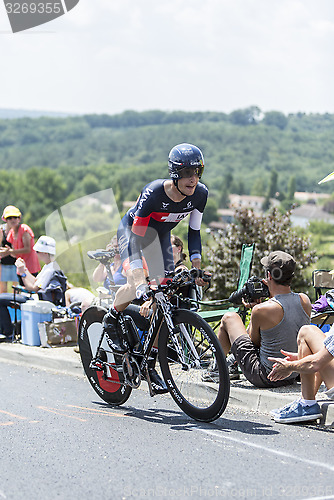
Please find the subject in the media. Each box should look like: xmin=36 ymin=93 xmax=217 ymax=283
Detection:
xmin=90 ymin=237 xmax=149 ymax=308
xmin=0 ymin=236 xmax=64 ymax=340
xmin=171 ymin=234 xmax=188 ymax=272
xmin=92 ymin=236 xmax=127 ymax=289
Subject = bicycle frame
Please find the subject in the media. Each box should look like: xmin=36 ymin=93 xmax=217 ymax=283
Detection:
xmin=91 ymin=286 xmax=202 ymax=391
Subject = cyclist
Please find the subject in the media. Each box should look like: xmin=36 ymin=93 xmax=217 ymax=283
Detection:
xmin=102 ymin=143 xmax=209 ymax=394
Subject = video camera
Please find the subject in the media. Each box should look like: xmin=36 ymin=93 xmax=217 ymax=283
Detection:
xmin=87 ymin=249 xmax=117 ymax=265
xmin=228 ymin=276 xmax=270 ymax=305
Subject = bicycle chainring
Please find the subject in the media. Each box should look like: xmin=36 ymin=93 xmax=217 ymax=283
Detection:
xmin=122 ymin=353 xmax=141 ymax=389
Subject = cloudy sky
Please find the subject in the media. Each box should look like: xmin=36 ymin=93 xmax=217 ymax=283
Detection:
xmin=1 ymin=0 xmax=334 ymax=115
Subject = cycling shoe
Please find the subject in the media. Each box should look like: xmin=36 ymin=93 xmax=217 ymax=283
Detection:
xmin=143 ymin=367 xmax=169 ymax=395
xmin=103 ymin=310 xmax=128 ymax=354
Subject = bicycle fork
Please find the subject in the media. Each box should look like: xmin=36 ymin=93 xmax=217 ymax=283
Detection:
xmin=156 ymin=294 xmax=190 ymax=370
xmin=157 ymin=294 xmax=201 ymax=370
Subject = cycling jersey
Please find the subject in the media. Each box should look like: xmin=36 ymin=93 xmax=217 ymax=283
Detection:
xmin=117 ymin=179 xmax=208 ymax=276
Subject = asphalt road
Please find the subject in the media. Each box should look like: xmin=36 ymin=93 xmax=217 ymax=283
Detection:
xmin=1 ymin=361 xmax=334 ymax=500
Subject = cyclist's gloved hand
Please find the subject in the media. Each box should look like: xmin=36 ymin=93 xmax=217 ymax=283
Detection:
xmin=136 ymin=284 xmax=151 ymax=301
xmin=190 ymin=268 xmax=212 ymax=286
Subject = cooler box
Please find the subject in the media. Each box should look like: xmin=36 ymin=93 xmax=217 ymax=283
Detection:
xmin=21 ymin=301 xmax=54 ymax=346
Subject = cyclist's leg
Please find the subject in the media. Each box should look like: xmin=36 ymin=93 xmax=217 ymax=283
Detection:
xmin=124 ymin=303 xmax=167 ymax=394
xmin=102 ymin=224 xmax=136 ymax=352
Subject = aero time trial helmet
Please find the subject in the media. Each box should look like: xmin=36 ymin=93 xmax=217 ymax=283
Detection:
xmin=168 ymin=143 xmax=204 ymax=181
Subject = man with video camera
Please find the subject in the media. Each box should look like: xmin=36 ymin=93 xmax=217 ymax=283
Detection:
xmin=203 ymin=251 xmax=312 ymax=387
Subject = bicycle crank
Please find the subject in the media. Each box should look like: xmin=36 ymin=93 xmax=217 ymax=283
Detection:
xmin=122 ymin=353 xmax=141 ymax=389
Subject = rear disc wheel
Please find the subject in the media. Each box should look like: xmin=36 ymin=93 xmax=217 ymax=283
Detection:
xmin=78 ymin=306 xmax=132 ymax=406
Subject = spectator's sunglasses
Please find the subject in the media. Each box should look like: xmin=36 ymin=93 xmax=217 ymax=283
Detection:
xmin=178 ymin=166 xmax=204 ymax=179
xmin=6 ymin=216 xmax=19 ymax=220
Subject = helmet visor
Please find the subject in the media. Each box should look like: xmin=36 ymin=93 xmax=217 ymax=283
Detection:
xmin=178 ymin=166 xmax=204 ymax=179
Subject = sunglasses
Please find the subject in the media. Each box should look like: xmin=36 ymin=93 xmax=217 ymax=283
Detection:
xmin=6 ymin=216 xmax=19 ymax=220
xmin=178 ymin=166 xmax=203 ymax=179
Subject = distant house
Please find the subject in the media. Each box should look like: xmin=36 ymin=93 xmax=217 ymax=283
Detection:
xmin=294 ymin=192 xmax=330 ymax=203
xmin=229 ymin=194 xmax=279 ymax=213
xmin=209 ymin=195 xmax=279 ymax=232
xmin=217 ymin=208 xmax=235 ymax=224
xmin=291 ymin=203 xmax=334 ymax=227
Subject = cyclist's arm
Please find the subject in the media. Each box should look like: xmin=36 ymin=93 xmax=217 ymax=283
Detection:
xmin=191 ymin=257 xmax=201 ymax=269
xmin=128 ymin=229 xmax=150 ymax=288
xmin=188 ymin=183 xmax=207 ymax=268
xmin=188 ymin=184 xmax=208 ymax=284
xmin=127 ymin=186 xmax=157 ymax=282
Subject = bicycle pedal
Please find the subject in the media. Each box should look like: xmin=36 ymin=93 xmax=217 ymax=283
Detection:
xmin=89 ymin=359 xmax=104 ymax=371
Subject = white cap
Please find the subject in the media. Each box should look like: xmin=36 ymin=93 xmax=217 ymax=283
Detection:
xmin=33 ymin=236 xmax=56 ymax=255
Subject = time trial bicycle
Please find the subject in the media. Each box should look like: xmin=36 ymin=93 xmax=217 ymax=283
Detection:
xmin=78 ymin=263 xmax=230 ymax=422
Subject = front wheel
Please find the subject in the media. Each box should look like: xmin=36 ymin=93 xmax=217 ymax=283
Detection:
xmin=158 ymin=309 xmax=229 ymax=422
xmin=78 ymin=306 xmax=132 ymax=406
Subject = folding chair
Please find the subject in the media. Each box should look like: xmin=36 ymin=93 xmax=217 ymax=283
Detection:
xmin=8 ymin=270 xmax=67 ymax=342
xmin=310 ymin=269 xmax=334 ymax=329
xmin=312 ymin=270 xmax=334 ymax=301
xmin=6 ymin=286 xmax=36 ymax=342
xmin=196 ymin=243 xmax=255 ymax=329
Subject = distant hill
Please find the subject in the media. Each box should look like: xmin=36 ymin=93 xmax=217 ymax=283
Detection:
xmin=1 ymin=107 xmax=334 ymax=198
xmin=0 ymin=108 xmax=73 ymax=119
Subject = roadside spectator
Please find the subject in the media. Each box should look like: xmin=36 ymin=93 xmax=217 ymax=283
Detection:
xmin=92 ymin=236 xmax=127 ymax=288
xmin=171 ymin=234 xmax=188 ymax=272
xmin=0 ymin=220 xmax=18 ymax=293
xmin=0 ymin=206 xmax=40 ymax=282
xmin=65 ymin=282 xmax=95 ymax=313
xmin=0 ymin=236 xmax=63 ymax=340
xmin=268 ymin=324 xmax=334 ymax=423
xmin=202 ymin=251 xmax=312 ymax=386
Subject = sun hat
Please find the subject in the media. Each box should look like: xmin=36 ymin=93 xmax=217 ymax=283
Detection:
xmin=260 ymin=250 xmax=296 ymax=283
xmin=2 ymin=205 xmax=21 ymax=221
xmin=33 ymin=236 xmax=56 ymax=255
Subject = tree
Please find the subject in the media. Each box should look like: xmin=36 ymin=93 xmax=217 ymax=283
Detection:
xmin=22 ymin=167 xmax=67 ymax=212
xmin=268 ymin=170 xmax=278 ymax=199
xmin=280 ymin=176 xmax=297 ymax=212
xmin=202 ymin=198 xmax=219 ymax=225
xmin=20 ymin=167 xmax=67 ymax=236
xmin=219 ymin=173 xmax=233 ymax=208
xmin=287 ymin=176 xmax=296 ymax=200
xmin=205 ymin=207 xmax=317 ymax=299
xmin=251 ymin=177 xmax=266 ymax=196
xmin=263 ymin=111 xmax=288 ymax=130
xmin=82 ymin=174 xmax=100 ymax=195
xmin=229 ymin=106 xmax=261 ymax=126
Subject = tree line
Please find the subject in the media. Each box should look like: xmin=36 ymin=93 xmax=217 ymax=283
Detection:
xmin=1 ymin=107 xmax=333 ymax=291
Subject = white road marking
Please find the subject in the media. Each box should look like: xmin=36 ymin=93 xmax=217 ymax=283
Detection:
xmin=197 ymin=428 xmax=334 ymax=473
